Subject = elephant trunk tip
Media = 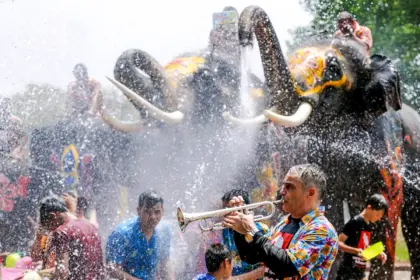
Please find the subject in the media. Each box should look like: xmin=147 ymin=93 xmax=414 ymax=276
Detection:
xmin=240 ymin=39 xmax=253 ymax=48
xmin=239 ymin=29 xmax=254 ymax=47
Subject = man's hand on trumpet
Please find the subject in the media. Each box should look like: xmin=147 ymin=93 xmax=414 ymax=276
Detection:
xmin=222 ymin=196 xmax=259 ymax=235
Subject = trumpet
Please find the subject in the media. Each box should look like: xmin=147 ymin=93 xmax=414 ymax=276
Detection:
xmin=177 ymin=200 xmax=282 ymax=232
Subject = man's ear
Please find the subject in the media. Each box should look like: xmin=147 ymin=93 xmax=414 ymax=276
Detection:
xmin=308 ymin=186 xmax=316 ymax=197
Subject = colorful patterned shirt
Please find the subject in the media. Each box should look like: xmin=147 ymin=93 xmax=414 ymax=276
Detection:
xmin=266 ymin=206 xmax=338 ymax=279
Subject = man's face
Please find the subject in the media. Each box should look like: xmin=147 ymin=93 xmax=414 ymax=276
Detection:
xmin=222 ymin=259 xmax=233 ymax=279
xmin=279 ymin=173 xmax=313 ymax=217
xmin=45 ymin=212 xmax=66 ymax=231
xmin=137 ymin=203 xmax=164 ymax=230
xmin=366 ymin=207 xmax=385 ymax=223
xmin=338 ymin=18 xmax=356 ymax=32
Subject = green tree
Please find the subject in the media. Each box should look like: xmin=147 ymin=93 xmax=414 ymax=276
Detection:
xmin=288 ymin=0 xmax=420 ymax=108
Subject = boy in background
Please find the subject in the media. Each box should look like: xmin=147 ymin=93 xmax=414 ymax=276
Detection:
xmin=337 ymin=194 xmax=388 ymax=280
xmin=193 ymin=243 xmax=233 ymax=280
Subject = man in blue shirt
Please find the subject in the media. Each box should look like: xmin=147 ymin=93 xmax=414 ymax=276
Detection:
xmin=193 ymin=243 xmax=233 ymax=280
xmin=220 ymin=189 xmax=264 ymax=278
xmin=106 ymin=190 xmax=172 ymax=280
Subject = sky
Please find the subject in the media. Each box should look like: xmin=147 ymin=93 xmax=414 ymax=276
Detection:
xmin=0 ymin=0 xmax=312 ymax=96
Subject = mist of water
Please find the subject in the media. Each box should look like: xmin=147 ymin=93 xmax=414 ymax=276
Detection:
xmin=239 ymin=46 xmax=256 ymax=118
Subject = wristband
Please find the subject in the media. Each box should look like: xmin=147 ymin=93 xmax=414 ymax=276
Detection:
xmin=245 ymin=228 xmax=261 ymax=243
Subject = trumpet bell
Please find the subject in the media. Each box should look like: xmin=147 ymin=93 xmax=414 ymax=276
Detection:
xmin=177 ymin=207 xmax=187 ymax=232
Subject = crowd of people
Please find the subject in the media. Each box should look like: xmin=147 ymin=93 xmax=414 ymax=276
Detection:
xmin=0 ymin=163 xmax=389 ymax=280
xmin=0 ymin=8 xmax=385 ymax=280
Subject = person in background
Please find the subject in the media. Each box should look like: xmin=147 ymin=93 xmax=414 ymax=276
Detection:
xmin=220 ymin=189 xmax=266 ymax=279
xmin=334 ymin=11 xmax=373 ymax=56
xmin=106 ymin=190 xmax=172 ymax=280
xmin=35 ymin=195 xmax=104 ymax=279
xmin=193 ymin=243 xmax=233 ymax=280
xmin=67 ymin=63 xmax=101 ymax=116
xmin=336 ymin=194 xmax=388 ymax=280
xmin=223 ymin=164 xmax=339 ymax=279
xmin=0 ymin=97 xmax=27 ymax=160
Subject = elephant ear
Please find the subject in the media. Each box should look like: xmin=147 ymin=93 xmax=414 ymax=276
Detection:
xmin=364 ymin=54 xmax=402 ymax=118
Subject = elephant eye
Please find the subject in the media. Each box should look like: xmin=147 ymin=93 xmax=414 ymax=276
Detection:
xmin=294 ymin=79 xmax=308 ymax=91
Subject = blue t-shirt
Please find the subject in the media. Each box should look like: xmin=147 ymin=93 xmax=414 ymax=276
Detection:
xmin=193 ymin=273 xmax=216 ymax=280
xmin=106 ymin=217 xmax=171 ymax=280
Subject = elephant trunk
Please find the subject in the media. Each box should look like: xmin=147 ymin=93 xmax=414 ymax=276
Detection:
xmin=239 ymin=6 xmax=298 ymax=113
xmin=224 ymin=6 xmax=313 ymax=127
xmin=101 ymin=49 xmax=184 ymax=131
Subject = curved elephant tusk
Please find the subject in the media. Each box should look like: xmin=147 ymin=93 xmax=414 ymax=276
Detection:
xmin=263 ymin=102 xmax=312 ymax=127
xmin=106 ymin=76 xmax=184 ymax=125
xmin=222 ymin=107 xmax=277 ymax=125
xmin=100 ymin=111 xmax=144 ymax=133
xmin=97 ymin=90 xmax=144 ymax=133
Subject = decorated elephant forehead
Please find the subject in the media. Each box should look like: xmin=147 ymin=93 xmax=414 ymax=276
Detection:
xmin=163 ymin=56 xmax=206 ymax=88
xmin=288 ymin=47 xmax=347 ymax=96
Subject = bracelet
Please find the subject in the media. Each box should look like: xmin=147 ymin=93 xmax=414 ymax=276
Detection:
xmin=245 ymin=228 xmax=260 ymax=243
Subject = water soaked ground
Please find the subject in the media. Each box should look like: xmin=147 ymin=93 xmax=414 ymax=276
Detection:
xmin=394 ymin=271 xmax=410 ymax=280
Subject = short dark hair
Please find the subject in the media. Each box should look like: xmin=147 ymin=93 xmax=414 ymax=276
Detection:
xmin=337 ymin=11 xmax=355 ymax=21
xmin=138 ymin=190 xmax=164 ymax=209
xmin=39 ymin=195 xmax=67 ymax=227
xmin=221 ymin=189 xmax=250 ymax=204
xmin=205 ymin=243 xmax=232 ymax=273
xmin=365 ymin=194 xmax=388 ymax=214
xmin=77 ymin=196 xmax=89 ymax=215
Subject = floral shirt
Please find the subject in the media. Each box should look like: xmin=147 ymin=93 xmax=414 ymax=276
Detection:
xmin=267 ymin=207 xmax=338 ymax=279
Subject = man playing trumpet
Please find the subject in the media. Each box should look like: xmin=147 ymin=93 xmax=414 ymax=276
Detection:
xmin=222 ymin=164 xmax=338 ymax=279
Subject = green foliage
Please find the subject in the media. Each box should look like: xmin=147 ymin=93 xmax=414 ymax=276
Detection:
xmin=289 ymin=0 xmax=420 ymax=108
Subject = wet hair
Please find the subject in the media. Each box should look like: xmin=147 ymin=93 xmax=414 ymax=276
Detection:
xmin=77 ymin=196 xmax=89 ymax=216
xmin=72 ymin=63 xmax=88 ymax=78
xmin=39 ymin=195 xmax=67 ymax=227
xmin=138 ymin=190 xmax=164 ymax=209
xmin=337 ymin=11 xmax=355 ymax=22
xmin=205 ymin=243 xmax=232 ymax=273
xmin=365 ymin=194 xmax=388 ymax=214
xmin=221 ymin=189 xmax=250 ymax=204
xmin=288 ymin=164 xmax=327 ymax=200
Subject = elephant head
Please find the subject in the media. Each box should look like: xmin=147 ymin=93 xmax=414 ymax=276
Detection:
xmin=97 ymin=49 xmax=187 ymax=132
xmin=223 ymin=6 xmax=402 ymax=127
xmin=98 ymin=7 xmax=269 ymax=133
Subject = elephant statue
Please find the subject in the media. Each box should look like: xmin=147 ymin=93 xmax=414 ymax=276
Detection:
xmin=2 ymin=7 xmax=269 ymax=259
xmin=97 ymin=7 xmax=268 ymax=210
xmin=223 ymin=6 xmax=420 ymax=280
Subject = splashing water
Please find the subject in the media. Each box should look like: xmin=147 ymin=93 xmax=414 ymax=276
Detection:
xmin=239 ymin=46 xmax=255 ymax=118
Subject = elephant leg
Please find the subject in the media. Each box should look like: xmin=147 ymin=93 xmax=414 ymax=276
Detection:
xmin=401 ymin=185 xmax=420 ymax=280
